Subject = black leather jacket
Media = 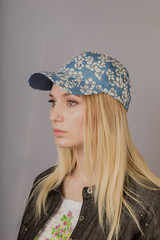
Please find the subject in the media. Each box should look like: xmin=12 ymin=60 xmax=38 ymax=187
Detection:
xmin=17 ymin=166 xmax=160 ymax=240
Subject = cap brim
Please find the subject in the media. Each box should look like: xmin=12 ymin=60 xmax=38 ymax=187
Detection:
xmin=28 ymin=71 xmax=88 ymax=95
xmin=28 ymin=72 xmax=57 ymax=90
xmin=28 ymin=71 xmax=83 ymax=93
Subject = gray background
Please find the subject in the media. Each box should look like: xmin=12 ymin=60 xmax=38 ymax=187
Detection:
xmin=1 ymin=0 xmax=160 ymax=238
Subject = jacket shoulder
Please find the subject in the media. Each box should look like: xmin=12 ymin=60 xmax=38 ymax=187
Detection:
xmin=126 ymin=177 xmax=160 ymax=209
xmin=33 ymin=165 xmax=57 ymax=184
xmin=17 ymin=165 xmax=59 ymax=240
xmin=122 ymin=177 xmax=160 ymax=238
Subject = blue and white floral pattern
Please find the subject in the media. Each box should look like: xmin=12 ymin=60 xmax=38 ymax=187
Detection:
xmin=28 ymin=52 xmax=131 ymax=111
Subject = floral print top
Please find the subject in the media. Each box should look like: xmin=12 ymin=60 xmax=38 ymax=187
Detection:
xmin=35 ymin=198 xmax=82 ymax=240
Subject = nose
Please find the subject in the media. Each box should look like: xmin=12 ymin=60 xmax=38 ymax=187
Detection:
xmin=50 ymin=104 xmax=64 ymax=123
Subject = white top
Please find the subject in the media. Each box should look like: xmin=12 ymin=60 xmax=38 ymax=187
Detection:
xmin=35 ymin=198 xmax=82 ymax=240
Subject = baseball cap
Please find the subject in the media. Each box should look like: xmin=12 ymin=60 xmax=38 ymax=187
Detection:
xmin=28 ymin=51 xmax=131 ymax=111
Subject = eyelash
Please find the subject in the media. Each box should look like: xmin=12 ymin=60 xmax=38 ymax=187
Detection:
xmin=48 ymin=99 xmax=78 ymax=107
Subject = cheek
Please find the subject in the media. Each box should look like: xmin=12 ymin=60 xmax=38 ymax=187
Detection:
xmin=75 ymin=114 xmax=84 ymax=137
xmin=65 ymin=108 xmax=84 ymax=132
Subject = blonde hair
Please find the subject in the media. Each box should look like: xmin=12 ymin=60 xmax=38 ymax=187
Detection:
xmin=30 ymin=93 xmax=160 ymax=240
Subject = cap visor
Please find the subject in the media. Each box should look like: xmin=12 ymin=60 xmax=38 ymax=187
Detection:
xmin=28 ymin=72 xmax=56 ymax=90
xmin=28 ymin=71 xmax=82 ymax=94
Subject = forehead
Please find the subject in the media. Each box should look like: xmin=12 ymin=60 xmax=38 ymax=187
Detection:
xmin=50 ymin=84 xmax=83 ymax=99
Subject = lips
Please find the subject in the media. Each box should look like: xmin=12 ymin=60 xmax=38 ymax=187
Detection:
xmin=53 ymin=128 xmax=67 ymax=137
xmin=53 ymin=128 xmax=66 ymax=133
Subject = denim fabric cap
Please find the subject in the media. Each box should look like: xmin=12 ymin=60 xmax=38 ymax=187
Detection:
xmin=28 ymin=51 xmax=131 ymax=111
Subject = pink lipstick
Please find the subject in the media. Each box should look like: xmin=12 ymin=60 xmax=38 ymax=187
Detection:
xmin=53 ymin=128 xmax=67 ymax=137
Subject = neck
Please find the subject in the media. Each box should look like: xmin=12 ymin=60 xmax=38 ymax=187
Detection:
xmin=72 ymin=147 xmax=96 ymax=185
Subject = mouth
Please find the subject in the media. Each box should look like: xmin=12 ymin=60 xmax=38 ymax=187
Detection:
xmin=53 ymin=128 xmax=67 ymax=133
xmin=53 ymin=128 xmax=67 ymax=137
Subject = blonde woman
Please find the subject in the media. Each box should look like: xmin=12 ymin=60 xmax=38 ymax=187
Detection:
xmin=17 ymin=52 xmax=160 ymax=240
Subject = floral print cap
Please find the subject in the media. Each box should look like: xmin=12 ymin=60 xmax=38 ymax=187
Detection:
xmin=28 ymin=51 xmax=131 ymax=111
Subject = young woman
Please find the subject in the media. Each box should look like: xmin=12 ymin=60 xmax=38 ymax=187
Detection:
xmin=17 ymin=52 xmax=160 ymax=240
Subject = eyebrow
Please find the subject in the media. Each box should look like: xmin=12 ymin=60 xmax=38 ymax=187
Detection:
xmin=49 ymin=93 xmax=82 ymax=99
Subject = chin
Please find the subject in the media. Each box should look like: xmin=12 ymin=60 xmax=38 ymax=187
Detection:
xmin=55 ymin=141 xmax=73 ymax=148
xmin=55 ymin=142 xmax=81 ymax=149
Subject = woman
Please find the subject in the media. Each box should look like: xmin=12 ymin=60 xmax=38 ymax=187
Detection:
xmin=17 ymin=52 xmax=160 ymax=240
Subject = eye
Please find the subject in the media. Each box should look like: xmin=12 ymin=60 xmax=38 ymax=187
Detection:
xmin=48 ymin=99 xmax=77 ymax=107
xmin=67 ymin=100 xmax=78 ymax=106
xmin=48 ymin=99 xmax=56 ymax=107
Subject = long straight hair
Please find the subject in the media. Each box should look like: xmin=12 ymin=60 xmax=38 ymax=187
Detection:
xmin=31 ymin=93 xmax=160 ymax=240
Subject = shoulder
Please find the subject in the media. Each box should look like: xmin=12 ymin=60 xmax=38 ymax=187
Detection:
xmin=123 ymin=177 xmax=160 ymax=238
xmin=125 ymin=177 xmax=160 ymax=210
xmin=33 ymin=165 xmax=57 ymax=184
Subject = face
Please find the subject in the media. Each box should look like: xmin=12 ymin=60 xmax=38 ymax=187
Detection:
xmin=49 ymin=84 xmax=85 ymax=150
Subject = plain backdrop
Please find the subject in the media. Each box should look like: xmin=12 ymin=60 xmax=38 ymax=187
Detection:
xmin=0 ymin=0 xmax=160 ymax=238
